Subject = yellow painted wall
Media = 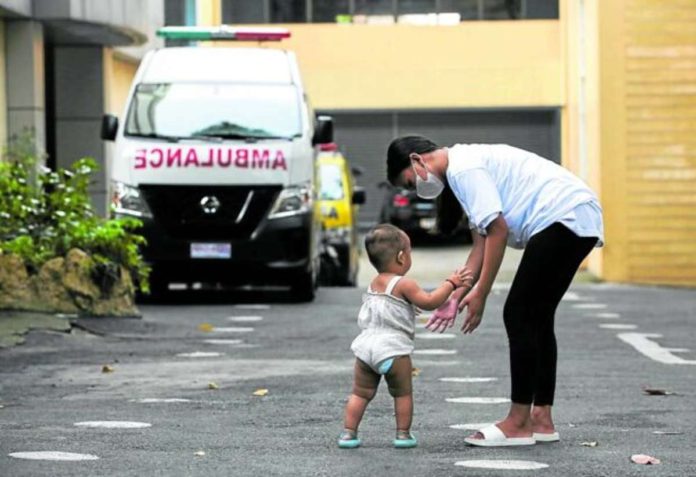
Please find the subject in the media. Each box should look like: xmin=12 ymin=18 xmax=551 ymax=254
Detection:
xmin=197 ymin=0 xmax=221 ymax=26
xmin=107 ymin=53 xmax=139 ymax=116
xmin=213 ymin=22 xmax=563 ymax=110
xmin=0 ymin=20 xmax=7 ymax=155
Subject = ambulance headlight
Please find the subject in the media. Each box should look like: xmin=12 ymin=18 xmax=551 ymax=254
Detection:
xmin=110 ymin=181 xmax=153 ymax=219
xmin=268 ymin=184 xmax=313 ymax=219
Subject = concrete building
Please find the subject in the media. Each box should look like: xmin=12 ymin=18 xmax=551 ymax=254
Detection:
xmin=0 ymin=0 xmax=164 ymax=214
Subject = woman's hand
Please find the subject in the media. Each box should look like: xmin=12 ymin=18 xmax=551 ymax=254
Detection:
xmin=425 ymin=297 xmax=458 ymax=333
xmin=459 ymin=287 xmax=487 ymax=334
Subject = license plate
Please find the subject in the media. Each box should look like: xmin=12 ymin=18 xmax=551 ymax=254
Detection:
xmin=419 ymin=218 xmax=436 ymax=230
xmin=191 ymin=243 xmax=231 ymax=259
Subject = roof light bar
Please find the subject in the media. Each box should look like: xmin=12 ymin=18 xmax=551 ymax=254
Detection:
xmin=157 ymin=26 xmax=291 ymax=42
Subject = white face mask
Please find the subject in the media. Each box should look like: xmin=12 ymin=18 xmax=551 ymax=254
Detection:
xmin=412 ymin=160 xmax=444 ymax=199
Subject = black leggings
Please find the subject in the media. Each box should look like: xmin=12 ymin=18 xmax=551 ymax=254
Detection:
xmin=504 ymin=223 xmax=597 ymax=406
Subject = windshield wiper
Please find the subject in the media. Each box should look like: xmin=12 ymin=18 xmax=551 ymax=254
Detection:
xmin=126 ymin=132 xmax=181 ymax=142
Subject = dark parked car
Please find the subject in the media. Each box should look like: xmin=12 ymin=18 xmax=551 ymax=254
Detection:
xmin=379 ymin=184 xmax=471 ymax=242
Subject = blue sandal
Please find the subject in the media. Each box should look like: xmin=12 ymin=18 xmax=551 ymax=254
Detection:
xmin=394 ymin=430 xmax=417 ymax=448
xmin=338 ymin=429 xmax=361 ymax=449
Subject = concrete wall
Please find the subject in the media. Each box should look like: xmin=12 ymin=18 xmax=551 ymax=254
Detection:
xmin=0 ymin=0 xmax=31 ymax=16
xmin=0 ymin=21 xmax=6 ymax=153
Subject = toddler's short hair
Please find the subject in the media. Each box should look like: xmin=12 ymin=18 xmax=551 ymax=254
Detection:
xmin=364 ymin=224 xmax=406 ymax=272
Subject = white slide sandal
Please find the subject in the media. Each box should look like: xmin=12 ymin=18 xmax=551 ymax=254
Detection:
xmin=533 ymin=431 xmax=560 ymax=443
xmin=464 ymin=424 xmax=536 ymax=447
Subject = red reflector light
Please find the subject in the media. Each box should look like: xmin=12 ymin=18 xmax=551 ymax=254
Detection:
xmin=393 ymin=194 xmax=410 ymax=207
xmin=319 ymin=142 xmax=338 ymax=152
xmin=235 ymin=30 xmax=291 ymax=41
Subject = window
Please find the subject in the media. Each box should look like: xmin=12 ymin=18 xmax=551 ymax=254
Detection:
xmin=319 ymin=163 xmax=345 ymax=200
xmin=219 ymin=0 xmax=557 ymax=24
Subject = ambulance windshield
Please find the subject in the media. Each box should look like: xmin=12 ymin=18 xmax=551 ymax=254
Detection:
xmin=125 ymin=83 xmax=302 ymax=141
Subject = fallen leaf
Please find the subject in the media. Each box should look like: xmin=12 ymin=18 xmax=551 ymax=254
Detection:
xmin=642 ymin=387 xmax=674 ymax=396
xmin=653 ymin=431 xmax=683 ymax=435
xmin=411 ymin=367 xmax=421 ymax=377
xmin=198 ymin=323 xmax=214 ymax=332
xmin=631 ymin=454 xmax=661 ymax=465
xmin=101 ymin=365 xmax=115 ymax=373
xmin=194 ymin=451 xmax=206 ymax=457
xmin=208 ymin=382 xmax=219 ymax=390
xmin=253 ymin=388 xmax=268 ymax=396
xmin=581 ymin=441 xmax=598 ymax=447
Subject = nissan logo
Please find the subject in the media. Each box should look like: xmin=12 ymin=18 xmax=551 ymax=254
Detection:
xmin=200 ymin=196 xmax=221 ymax=215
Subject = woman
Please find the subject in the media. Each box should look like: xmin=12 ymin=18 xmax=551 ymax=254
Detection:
xmin=386 ymin=136 xmax=603 ymax=447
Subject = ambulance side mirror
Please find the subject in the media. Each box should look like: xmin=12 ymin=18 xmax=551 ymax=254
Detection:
xmin=352 ymin=186 xmax=366 ymax=205
xmin=101 ymin=114 xmax=119 ymax=141
xmin=312 ymin=115 xmax=333 ymax=145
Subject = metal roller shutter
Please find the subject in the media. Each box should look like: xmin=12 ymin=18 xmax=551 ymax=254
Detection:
xmin=321 ymin=109 xmax=559 ymax=228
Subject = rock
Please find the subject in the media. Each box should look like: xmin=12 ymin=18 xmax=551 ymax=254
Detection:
xmin=36 ymin=258 xmax=78 ymax=313
xmin=0 ymin=254 xmax=33 ymax=309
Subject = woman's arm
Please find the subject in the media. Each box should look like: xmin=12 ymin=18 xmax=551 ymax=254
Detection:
xmin=459 ymin=215 xmax=508 ymax=333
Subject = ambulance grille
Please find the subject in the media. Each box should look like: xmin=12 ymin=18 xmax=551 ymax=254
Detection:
xmin=140 ymin=184 xmax=283 ymax=240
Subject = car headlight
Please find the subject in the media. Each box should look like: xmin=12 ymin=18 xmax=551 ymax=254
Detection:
xmin=268 ymin=184 xmax=313 ymax=219
xmin=110 ymin=181 xmax=152 ymax=219
xmin=323 ymin=226 xmax=351 ymax=243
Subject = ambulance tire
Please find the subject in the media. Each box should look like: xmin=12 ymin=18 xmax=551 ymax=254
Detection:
xmin=291 ymin=270 xmax=316 ymax=302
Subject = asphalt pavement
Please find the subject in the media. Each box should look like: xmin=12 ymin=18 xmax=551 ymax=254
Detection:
xmin=0 ymin=244 xmax=695 ymax=477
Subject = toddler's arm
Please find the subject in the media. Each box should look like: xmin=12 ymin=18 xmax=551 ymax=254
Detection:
xmin=397 ymin=268 xmax=471 ymax=311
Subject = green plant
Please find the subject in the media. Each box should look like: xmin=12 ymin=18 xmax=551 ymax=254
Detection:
xmin=0 ymin=132 xmax=150 ymax=293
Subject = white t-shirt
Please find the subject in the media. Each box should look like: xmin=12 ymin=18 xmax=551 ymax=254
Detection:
xmin=445 ymin=144 xmax=604 ymax=249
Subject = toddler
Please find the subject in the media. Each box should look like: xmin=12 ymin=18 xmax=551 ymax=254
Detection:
xmin=338 ymin=224 xmax=471 ymax=449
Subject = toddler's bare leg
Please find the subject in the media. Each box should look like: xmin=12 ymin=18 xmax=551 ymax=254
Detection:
xmin=384 ymin=356 xmax=413 ymax=432
xmin=343 ymin=359 xmax=380 ymax=431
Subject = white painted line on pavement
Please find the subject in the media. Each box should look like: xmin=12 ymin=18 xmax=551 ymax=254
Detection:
xmin=617 ymin=333 xmax=696 ymax=365
xmin=455 ymin=460 xmax=549 ymax=470
xmin=588 ymin=312 xmax=621 ymax=319
xmin=212 ymin=327 xmax=255 ymax=333
xmin=177 ymin=351 xmax=224 ymax=358
xmin=414 ymin=349 xmax=457 ymax=355
xmin=446 ymin=397 xmax=510 ymax=404
xmin=227 ymin=316 xmax=263 ymax=322
xmin=415 ymin=333 xmax=456 ymax=339
xmin=599 ymin=324 xmax=637 ymax=330
xmin=416 ymin=322 xmax=428 ymax=329
xmin=450 ymin=423 xmax=494 ymax=430
xmin=415 ymin=360 xmax=460 ymax=366
xmin=9 ymin=451 xmax=99 ymax=461
xmin=74 ymin=421 xmax=151 ymax=429
xmin=561 ymin=291 xmax=582 ymax=301
xmin=203 ymin=339 xmax=244 ymax=345
xmin=234 ymin=304 xmax=270 ymax=310
xmin=131 ymin=398 xmax=192 ymax=403
xmin=573 ymin=303 xmax=607 ymax=309
xmin=440 ymin=377 xmax=498 ymax=383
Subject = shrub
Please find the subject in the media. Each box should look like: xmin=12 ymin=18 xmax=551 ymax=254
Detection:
xmin=0 ymin=132 xmax=150 ymax=293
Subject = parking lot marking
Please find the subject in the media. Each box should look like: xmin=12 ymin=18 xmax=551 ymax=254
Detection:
xmin=599 ymin=324 xmax=637 ymax=330
xmin=234 ymin=304 xmax=270 ymax=310
xmin=449 ymin=423 xmax=494 ymax=430
xmin=177 ymin=351 xmax=224 ymax=358
xmin=573 ymin=303 xmax=607 ymax=309
xmin=439 ymin=377 xmax=498 ymax=383
xmin=588 ymin=312 xmax=621 ymax=319
xmin=415 ymin=333 xmax=456 ymax=339
xmin=212 ymin=327 xmax=255 ymax=333
xmin=227 ymin=316 xmax=263 ymax=322
xmin=9 ymin=451 xmax=99 ymax=461
xmin=455 ymin=460 xmax=549 ymax=470
xmin=414 ymin=360 xmax=460 ymax=366
xmin=203 ymin=339 xmax=244 ymax=345
xmin=561 ymin=291 xmax=582 ymax=301
xmin=74 ymin=421 xmax=151 ymax=429
xmin=131 ymin=398 xmax=192 ymax=403
xmin=446 ymin=397 xmax=510 ymax=404
xmin=414 ymin=349 xmax=457 ymax=355
xmin=617 ymin=333 xmax=696 ymax=365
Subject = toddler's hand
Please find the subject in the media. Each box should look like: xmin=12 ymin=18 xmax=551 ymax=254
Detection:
xmin=426 ymin=298 xmax=458 ymax=333
xmin=447 ymin=267 xmax=473 ymax=289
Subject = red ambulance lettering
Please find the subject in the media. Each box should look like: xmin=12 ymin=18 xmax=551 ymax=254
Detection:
xmin=184 ymin=148 xmax=199 ymax=167
xmin=134 ymin=149 xmax=147 ymax=169
xmin=218 ymin=149 xmax=232 ymax=167
xmin=150 ymin=148 xmax=164 ymax=168
xmin=166 ymin=148 xmax=182 ymax=167
xmin=201 ymin=149 xmax=214 ymax=167
xmin=272 ymin=150 xmax=287 ymax=170
xmin=235 ymin=149 xmax=249 ymax=168
xmin=252 ymin=149 xmax=270 ymax=169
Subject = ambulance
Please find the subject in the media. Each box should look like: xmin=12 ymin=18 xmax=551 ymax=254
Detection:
xmin=101 ymin=26 xmax=333 ymax=301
